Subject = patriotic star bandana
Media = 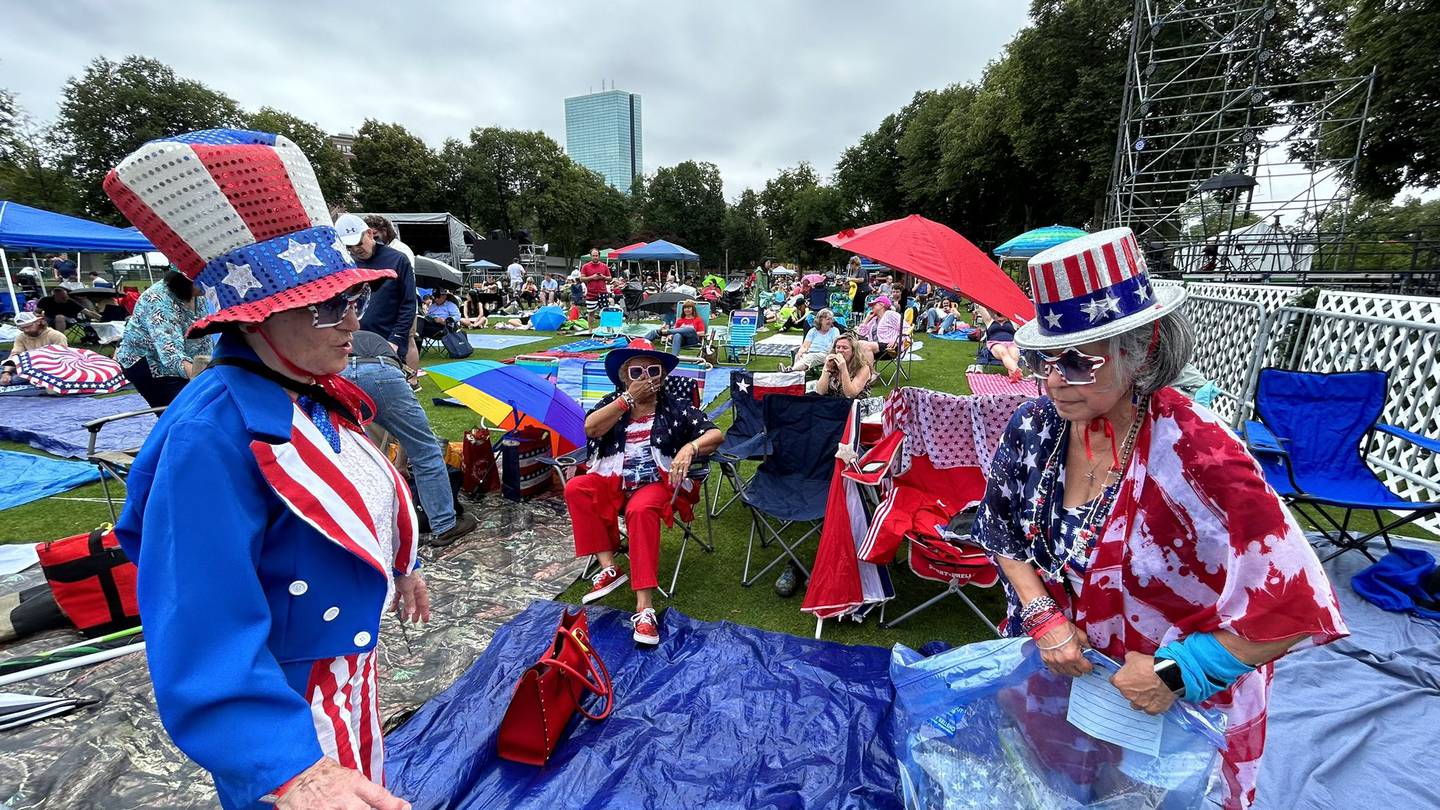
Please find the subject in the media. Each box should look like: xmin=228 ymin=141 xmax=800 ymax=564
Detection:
xmin=973 ymin=388 xmax=1348 ymax=809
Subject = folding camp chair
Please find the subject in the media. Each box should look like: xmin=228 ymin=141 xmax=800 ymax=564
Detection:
xmin=84 ymin=406 xmax=166 ymax=521
xmin=708 ymin=370 xmax=806 ymax=519
xmin=593 ymin=306 xmax=625 ymax=338
xmin=874 ymin=310 xmax=915 ymax=387
xmin=666 ymin=300 xmax=712 ymax=363
xmin=547 ymin=374 xmax=715 ymax=598
xmin=709 ymin=308 xmax=758 ymax=366
xmin=734 ymin=395 xmax=851 ymax=587
xmin=1246 ymin=369 xmax=1440 ymax=562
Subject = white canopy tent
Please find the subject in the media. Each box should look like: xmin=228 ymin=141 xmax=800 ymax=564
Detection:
xmin=1173 ymin=220 xmax=1316 ymax=277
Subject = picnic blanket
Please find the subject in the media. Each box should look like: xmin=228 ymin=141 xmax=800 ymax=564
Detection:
xmin=0 ymin=393 xmax=156 ymax=458
xmin=965 ymin=370 xmax=1040 ymax=397
xmin=466 ymin=333 xmax=548 ymax=351
xmin=0 ymin=450 xmax=103 ymax=511
xmin=752 ymin=333 xmax=805 ymax=357
xmin=386 ymin=601 xmax=901 ymax=809
xmin=544 ymin=335 xmax=628 ymax=355
xmin=0 ymin=495 xmax=586 ymax=809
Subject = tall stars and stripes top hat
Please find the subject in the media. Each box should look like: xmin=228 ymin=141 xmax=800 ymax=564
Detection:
xmin=103 ymin=129 xmax=396 ymax=336
xmin=1015 ymin=226 xmax=1186 ymax=350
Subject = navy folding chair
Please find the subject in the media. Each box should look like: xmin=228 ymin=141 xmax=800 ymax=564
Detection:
xmin=710 ymin=374 xmax=768 ymax=518
xmin=1246 ymin=369 xmax=1440 ymax=562
xmin=734 ymin=395 xmax=851 ymax=587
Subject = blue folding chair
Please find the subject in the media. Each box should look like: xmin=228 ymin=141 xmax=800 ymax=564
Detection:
xmin=1246 ymin=369 xmax=1440 ymax=562
xmin=733 ymin=395 xmax=851 ymax=587
xmin=710 ymin=373 xmax=768 ymax=519
xmin=710 ymin=308 xmax=758 ymax=366
xmin=594 ymin=306 xmax=625 ymax=337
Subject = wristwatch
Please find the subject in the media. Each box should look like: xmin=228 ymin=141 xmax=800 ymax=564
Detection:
xmin=1153 ymin=657 xmax=1186 ymax=696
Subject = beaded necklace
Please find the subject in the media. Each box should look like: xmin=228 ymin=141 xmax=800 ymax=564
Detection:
xmin=1025 ymin=396 xmax=1148 ymax=582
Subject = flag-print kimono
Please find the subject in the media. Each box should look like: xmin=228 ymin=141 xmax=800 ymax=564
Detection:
xmin=973 ymin=387 xmax=1348 ymax=809
xmin=116 ymin=335 xmax=418 ymax=808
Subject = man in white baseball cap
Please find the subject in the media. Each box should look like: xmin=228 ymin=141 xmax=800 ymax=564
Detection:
xmin=335 ymin=213 xmax=416 ymax=354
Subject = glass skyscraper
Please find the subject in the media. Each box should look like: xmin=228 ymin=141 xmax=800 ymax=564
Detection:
xmin=564 ymin=89 xmax=643 ymax=191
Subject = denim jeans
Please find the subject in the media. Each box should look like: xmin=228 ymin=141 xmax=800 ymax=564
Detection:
xmin=643 ymin=325 xmax=700 ymax=352
xmin=341 ymin=360 xmax=456 ymax=533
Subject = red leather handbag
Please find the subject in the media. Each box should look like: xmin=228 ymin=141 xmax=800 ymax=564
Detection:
xmin=496 ymin=609 xmax=614 ymax=765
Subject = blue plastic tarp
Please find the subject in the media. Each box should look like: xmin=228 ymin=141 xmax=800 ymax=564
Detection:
xmin=0 ymin=200 xmax=155 ymax=253
xmin=0 ymin=449 xmax=103 ymax=510
xmin=615 ymin=239 xmax=699 ymax=262
xmin=385 ymin=600 xmax=901 ymax=809
xmin=0 ymin=392 xmax=156 ymax=458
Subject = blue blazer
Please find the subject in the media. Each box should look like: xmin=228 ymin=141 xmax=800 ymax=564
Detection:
xmin=116 ymin=334 xmax=417 ymax=808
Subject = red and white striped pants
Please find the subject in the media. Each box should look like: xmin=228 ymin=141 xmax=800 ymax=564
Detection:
xmin=304 ymin=650 xmax=384 ymax=783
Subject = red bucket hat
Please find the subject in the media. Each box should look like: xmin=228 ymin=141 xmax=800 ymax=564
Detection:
xmin=103 ymin=129 xmax=395 ymax=336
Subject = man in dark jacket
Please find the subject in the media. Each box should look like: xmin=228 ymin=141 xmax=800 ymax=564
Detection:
xmin=337 ymin=213 xmax=416 ymax=353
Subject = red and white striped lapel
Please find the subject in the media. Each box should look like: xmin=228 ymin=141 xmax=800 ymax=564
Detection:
xmin=251 ymin=404 xmax=419 ymax=577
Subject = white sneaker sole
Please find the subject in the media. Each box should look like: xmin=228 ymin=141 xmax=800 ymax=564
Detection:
xmin=582 ymin=573 xmax=628 ymax=604
xmin=633 ymin=629 xmax=660 ymax=645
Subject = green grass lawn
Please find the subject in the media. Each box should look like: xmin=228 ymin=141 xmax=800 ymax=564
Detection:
xmin=2 ymin=322 xmax=1434 ymax=653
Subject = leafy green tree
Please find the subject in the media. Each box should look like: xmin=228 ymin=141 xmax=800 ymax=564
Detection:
xmin=1289 ymin=0 xmax=1440 ymax=198
xmin=637 ymin=160 xmax=726 ymax=261
xmin=0 ymin=88 xmax=81 ymax=214
xmin=437 ymin=137 xmax=473 ymax=224
xmin=55 ymin=56 xmax=244 ymax=221
xmin=789 ymin=185 xmax=851 ymax=269
xmin=351 ymin=119 xmax=443 ymax=212
xmin=723 ymin=188 xmax=771 ymax=269
xmin=759 ymin=162 xmax=822 ymax=262
xmin=835 ymin=103 xmax=917 ymax=221
xmin=246 ymin=107 xmax=355 ymax=209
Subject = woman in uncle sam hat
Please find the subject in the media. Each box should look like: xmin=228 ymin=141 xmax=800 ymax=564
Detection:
xmin=109 ymin=130 xmax=423 ymax=810
xmin=969 ymin=227 xmax=1347 ymax=809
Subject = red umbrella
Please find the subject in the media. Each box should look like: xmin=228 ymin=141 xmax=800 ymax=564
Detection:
xmin=16 ymin=346 xmax=127 ymax=395
xmin=818 ymin=215 xmax=1036 ymax=324
xmin=609 ymin=241 xmax=648 ymax=258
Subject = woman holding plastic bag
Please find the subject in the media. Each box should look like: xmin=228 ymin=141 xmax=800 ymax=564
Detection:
xmin=971 ymin=229 xmax=1347 ymax=810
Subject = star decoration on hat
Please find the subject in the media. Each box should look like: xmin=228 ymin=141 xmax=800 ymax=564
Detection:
xmin=1080 ymin=298 xmax=1109 ymax=323
xmin=1103 ymin=294 xmax=1122 ymax=315
xmin=1044 ymin=311 xmax=1063 ymax=329
xmin=222 ymin=262 xmax=261 ymax=298
xmin=278 ymin=238 xmax=323 ymax=275
xmin=1135 ymin=284 xmax=1152 ymax=303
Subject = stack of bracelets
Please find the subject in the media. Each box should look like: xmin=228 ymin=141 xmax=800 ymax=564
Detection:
xmin=1020 ymin=595 xmax=1071 ymax=649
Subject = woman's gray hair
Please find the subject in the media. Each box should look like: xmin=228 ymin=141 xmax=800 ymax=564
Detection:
xmin=1108 ymin=310 xmax=1195 ymax=396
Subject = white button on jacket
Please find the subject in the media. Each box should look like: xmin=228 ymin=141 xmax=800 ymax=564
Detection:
xmin=287 ymin=580 xmax=308 ymax=596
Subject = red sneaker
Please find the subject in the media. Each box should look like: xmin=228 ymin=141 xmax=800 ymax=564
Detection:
xmin=631 ymin=608 xmax=660 ymax=646
xmin=582 ymin=565 xmax=628 ymax=604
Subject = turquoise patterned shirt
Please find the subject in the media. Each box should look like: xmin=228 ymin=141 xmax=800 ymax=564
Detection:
xmin=114 ymin=284 xmax=209 ymax=377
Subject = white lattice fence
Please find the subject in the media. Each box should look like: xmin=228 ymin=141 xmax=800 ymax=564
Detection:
xmin=1157 ymin=280 xmax=1305 ymax=313
xmin=1179 ymin=295 xmax=1267 ymax=425
xmin=1317 ymin=289 xmax=1440 ymax=324
xmin=1255 ymin=307 xmax=1440 ymax=533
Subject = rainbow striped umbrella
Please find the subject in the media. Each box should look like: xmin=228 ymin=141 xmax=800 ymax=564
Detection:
xmin=426 ymin=360 xmax=586 ymax=455
xmin=16 ymin=346 xmax=127 ymax=395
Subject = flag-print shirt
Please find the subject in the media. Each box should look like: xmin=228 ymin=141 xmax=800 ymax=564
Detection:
xmin=621 ymin=415 xmax=660 ymax=490
xmin=972 ymin=389 xmax=1347 ymax=809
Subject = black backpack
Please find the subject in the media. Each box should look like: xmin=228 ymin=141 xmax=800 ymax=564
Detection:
xmin=441 ymin=329 xmax=473 ymax=359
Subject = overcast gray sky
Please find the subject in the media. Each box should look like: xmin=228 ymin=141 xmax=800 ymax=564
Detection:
xmin=2 ymin=1 xmax=1029 ymax=199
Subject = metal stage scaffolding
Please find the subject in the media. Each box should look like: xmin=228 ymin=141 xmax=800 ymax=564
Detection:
xmin=1105 ymin=0 xmax=1375 ymax=280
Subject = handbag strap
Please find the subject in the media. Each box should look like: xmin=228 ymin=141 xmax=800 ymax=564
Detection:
xmin=540 ymin=627 xmax=614 ymax=721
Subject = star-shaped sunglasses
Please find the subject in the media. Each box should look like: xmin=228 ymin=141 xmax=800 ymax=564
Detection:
xmin=1019 ymin=347 xmax=1109 ymax=385
xmin=310 ymin=284 xmax=369 ymax=329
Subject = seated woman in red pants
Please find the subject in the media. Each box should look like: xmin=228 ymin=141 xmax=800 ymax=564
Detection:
xmin=564 ymin=341 xmax=723 ymax=645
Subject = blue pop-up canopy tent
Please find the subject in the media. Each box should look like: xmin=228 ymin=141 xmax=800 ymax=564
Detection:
xmin=0 ymin=200 xmax=157 ymax=313
xmin=992 ymin=224 xmax=1086 ymax=259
